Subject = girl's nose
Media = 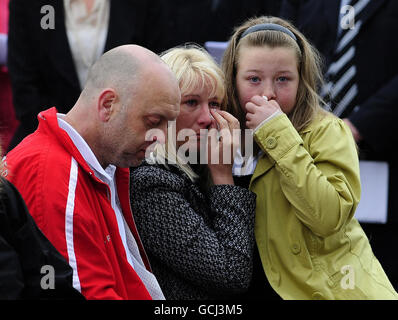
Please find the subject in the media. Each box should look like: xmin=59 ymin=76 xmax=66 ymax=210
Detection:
xmin=262 ymin=82 xmax=276 ymax=100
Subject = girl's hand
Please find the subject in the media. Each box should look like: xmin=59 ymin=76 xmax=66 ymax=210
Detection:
xmin=206 ymin=109 xmax=240 ymax=185
xmin=245 ymin=95 xmax=282 ymax=130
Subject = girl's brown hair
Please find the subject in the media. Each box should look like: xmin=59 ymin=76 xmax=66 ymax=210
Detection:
xmin=222 ymin=16 xmax=327 ymax=133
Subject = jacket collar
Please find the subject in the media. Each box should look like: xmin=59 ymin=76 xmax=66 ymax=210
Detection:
xmin=37 ymin=107 xmax=93 ymax=173
xmin=57 ymin=114 xmax=116 ymax=183
xmin=38 ymin=107 xmax=131 ymax=183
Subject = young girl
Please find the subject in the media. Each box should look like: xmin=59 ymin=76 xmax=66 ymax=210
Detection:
xmin=222 ymin=16 xmax=398 ymax=300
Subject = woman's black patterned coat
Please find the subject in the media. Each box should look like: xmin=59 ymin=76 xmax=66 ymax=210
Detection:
xmin=130 ymin=163 xmax=256 ymax=300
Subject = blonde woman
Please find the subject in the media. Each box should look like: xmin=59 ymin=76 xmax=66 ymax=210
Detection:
xmin=222 ymin=16 xmax=398 ymax=300
xmin=130 ymin=44 xmax=256 ymax=300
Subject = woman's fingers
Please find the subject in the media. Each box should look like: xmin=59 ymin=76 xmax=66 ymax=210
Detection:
xmin=210 ymin=109 xmax=229 ymax=130
xmin=216 ymin=110 xmax=240 ymax=130
xmin=206 ymin=109 xmax=241 ymax=164
xmin=209 ymin=112 xmax=219 ymax=130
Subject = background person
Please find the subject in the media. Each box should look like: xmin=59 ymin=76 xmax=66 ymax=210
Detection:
xmin=7 ymin=0 xmax=160 ymax=150
xmin=0 ymin=0 xmax=18 ymax=151
xmin=211 ymin=0 xmax=282 ymax=42
xmin=0 ymin=145 xmax=83 ymax=300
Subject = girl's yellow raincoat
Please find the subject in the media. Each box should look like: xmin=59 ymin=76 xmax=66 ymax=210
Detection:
xmin=251 ymin=113 xmax=397 ymax=300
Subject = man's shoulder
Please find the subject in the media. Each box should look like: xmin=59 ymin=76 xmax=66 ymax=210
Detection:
xmin=5 ymin=129 xmax=71 ymax=173
xmin=3 ymin=126 xmax=78 ymax=204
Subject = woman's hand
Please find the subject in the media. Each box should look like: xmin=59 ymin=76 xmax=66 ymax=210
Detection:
xmin=245 ymin=95 xmax=282 ymax=130
xmin=206 ymin=109 xmax=240 ymax=185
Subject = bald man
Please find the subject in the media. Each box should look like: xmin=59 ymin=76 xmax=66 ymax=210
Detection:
xmin=3 ymin=45 xmax=181 ymax=300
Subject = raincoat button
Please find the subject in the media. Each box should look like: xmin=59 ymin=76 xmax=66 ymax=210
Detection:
xmin=291 ymin=243 xmax=301 ymax=255
xmin=265 ymin=136 xmax=277 ymax=149
xmin=312 ymin=292 xmax=325 ymax=300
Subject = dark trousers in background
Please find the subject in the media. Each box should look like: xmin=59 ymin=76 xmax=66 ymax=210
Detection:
xmin=361 ymin=222 xmax=398 ymax=292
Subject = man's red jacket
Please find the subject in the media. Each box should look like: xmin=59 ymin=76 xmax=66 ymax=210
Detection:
xmin=4 ymin=107 xmax=152 ymax=300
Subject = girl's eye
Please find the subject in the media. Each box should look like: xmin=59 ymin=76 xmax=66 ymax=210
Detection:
xmin=249 ymin=76 xmax=261 ymax=83
xmin=277 ymin=76 xmax=288 ymax=82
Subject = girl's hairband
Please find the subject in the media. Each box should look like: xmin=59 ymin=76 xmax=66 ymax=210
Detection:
xmin=239 ymin=23 xmax=297 ymax=42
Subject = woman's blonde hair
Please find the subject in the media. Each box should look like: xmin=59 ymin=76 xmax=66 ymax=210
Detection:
xmin=150 ymin=44 xmax=227 ymax=181
xmin=161 ymin=43 xmax=227 ymax=110
xmin=222 ymin=16 xmax=327 ymax=133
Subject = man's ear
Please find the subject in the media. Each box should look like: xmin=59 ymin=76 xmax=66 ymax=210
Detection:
xmin=98 ymin=89 xmax=117 ymax=122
